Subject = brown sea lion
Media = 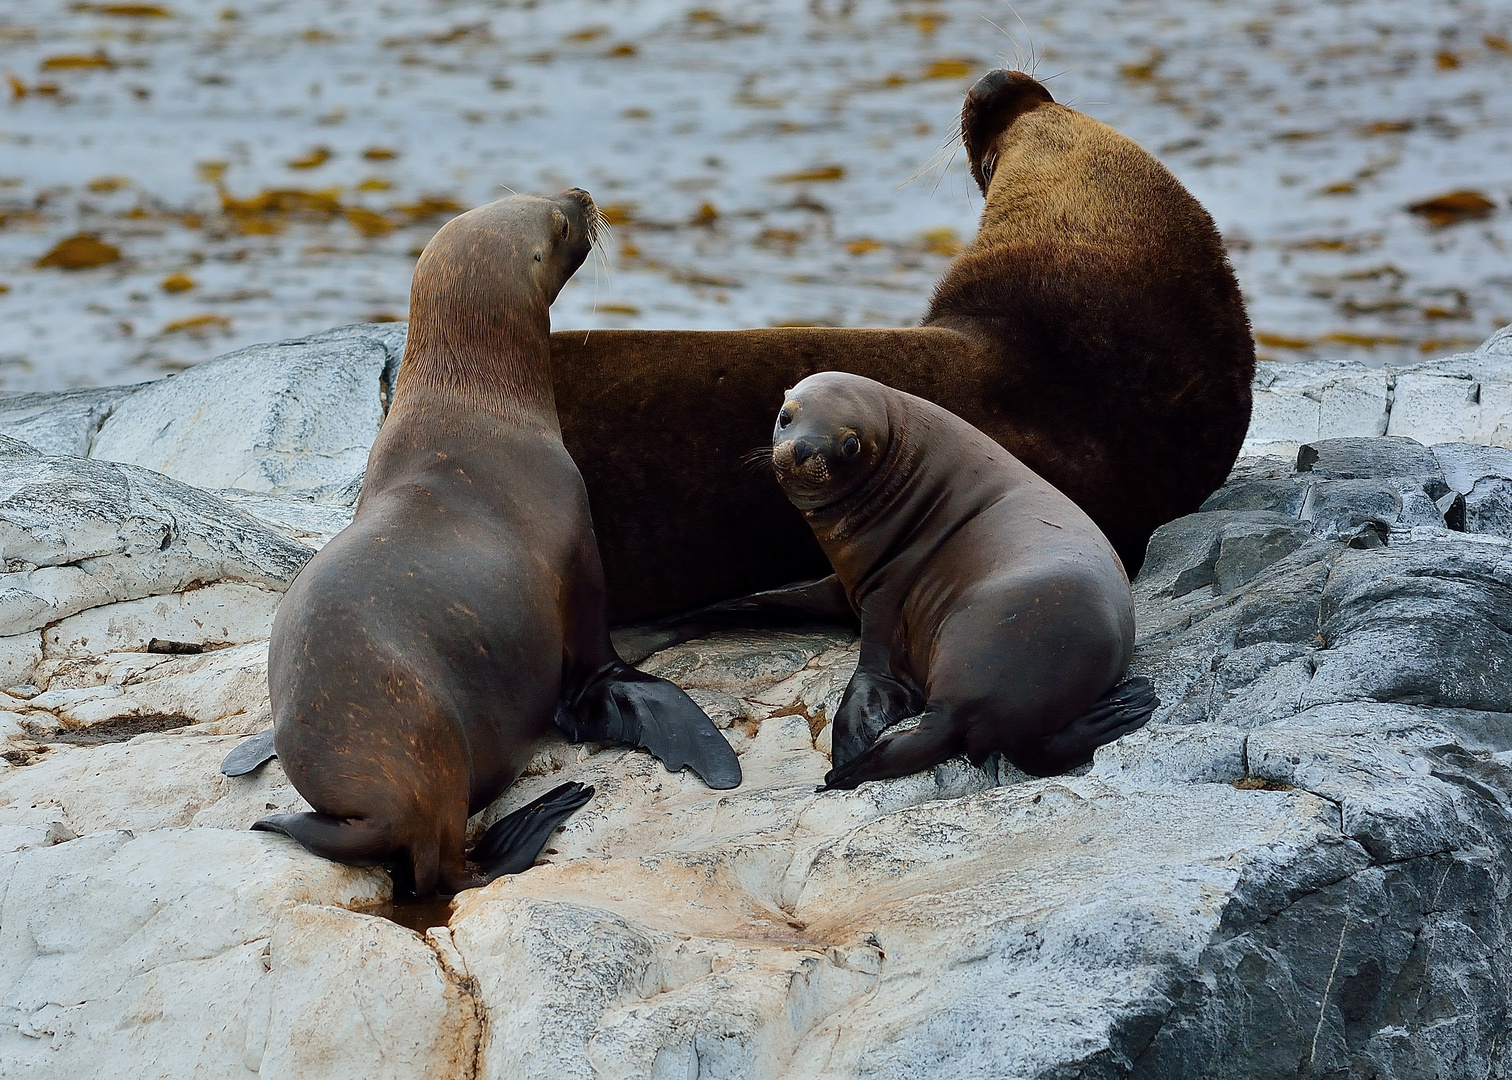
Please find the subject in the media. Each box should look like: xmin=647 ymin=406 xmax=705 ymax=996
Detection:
xmin=771 ymin=372 xmax=1157 ymax=788
xmin=244 ymin=190 xmax=740 ymax=898
xmin=551 ymin=69 xmax=1253 ymax=624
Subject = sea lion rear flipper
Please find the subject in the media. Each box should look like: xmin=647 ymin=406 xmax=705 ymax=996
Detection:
xmin=821 ymin=708 xmax=960 ymax=791
xmin=251 ymin=811 xmax=390 ymax=864
xmin=611 ymin=576 xmax=856 ymax=665
xmin=1030 ymin=675 xmax=1159 ymax=774
xmin=221 ymin=728 xmax=277 ymax=776
xmin=471 ymin=781 xmax=595 ymax=879
xmin=559 ymin=665 xmax=742 ymax=790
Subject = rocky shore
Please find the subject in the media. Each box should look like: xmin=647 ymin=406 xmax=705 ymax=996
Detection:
xmin=2 ymin=324 xmax=1511 ymax=1078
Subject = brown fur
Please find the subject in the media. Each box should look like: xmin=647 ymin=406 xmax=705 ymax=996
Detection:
xmin=550 ymin=70 xmax=1254 ymax=623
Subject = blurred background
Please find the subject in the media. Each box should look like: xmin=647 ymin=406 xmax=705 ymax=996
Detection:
xmin=0 ymin=0 xmax=1509 ymax=390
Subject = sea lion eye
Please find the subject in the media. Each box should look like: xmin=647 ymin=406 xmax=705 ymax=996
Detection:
xmin=778 ymin=408 xmax=793 ymax=428
xmin=533 ymin=251 xmax=542 ymax=262
xmin=840 ymin=433 xmax=860 ymax=458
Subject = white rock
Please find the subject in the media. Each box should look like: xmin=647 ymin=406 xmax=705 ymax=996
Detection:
xmin=1388 ymin=371 xmax=1488 ymax=446
xmin=0 ymin=453 xmax=310 ymax=637
xmin=0 ymin=633 xmax=40 ymax=687
xmin=90 ymin=323 xmax=404 ymax=497
xmin=0 ymin=384 xmax=143 ymax=457
xmin=0 ymin=829 xmax=388 ymax=1078
xmin=3 ymin=320 xmax=1511 ymax=1078
xmin=258 ymin=905 xmax=480 ymax=1080
xmin=42 ymin=584 xmax=280 ymax=658
xmin=1243 ymin=361 xmax=1390 ymax=460
xmin=0 ymin=730 xmax=308 ymax=840
xmin=1243 ymin=324 xmax=1512 ymax=460
xmin=212 ymin=489 xmax=356 ymax=549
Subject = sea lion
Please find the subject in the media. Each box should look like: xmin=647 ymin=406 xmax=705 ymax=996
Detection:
xmin=245 ymin=190 xmax=740 ymax=897
xmin=551 ymin=69 xmax=1254 ymax=623
xmin=770 ymin=371 xmax=1157 ymax=788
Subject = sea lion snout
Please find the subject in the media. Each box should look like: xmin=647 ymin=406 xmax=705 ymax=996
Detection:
xmin=771 ymin=373 xmax=891 ymax=508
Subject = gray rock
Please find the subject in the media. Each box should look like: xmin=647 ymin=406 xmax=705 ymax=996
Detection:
xmin=1200 ymin=477 xmax=1309 ymax=516
xmin=1298 ymin=434 xmax=1447 ymax=490
xmin=89 ymin=323 xmax=404 ymax=497
xmin=0 ymin=385 xmax=145 ymax=458
xmin=1304 ymin=543 xmax=1512 ymax=714
xmin=1133 ymin=511 xmax=1319 ymax=601
xmin=1299 ymin=477 xmax=1444 ymax=546
xmin=0 ymin=452 xmax=311 ymax=636
xmin=1432 ymin=443 xmax=1512 ymax=539
xmin=0 ymin=437 xmax=41 ymax=460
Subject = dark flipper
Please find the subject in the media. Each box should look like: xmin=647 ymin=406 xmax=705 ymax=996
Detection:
xmin=1023 ymin=675 xmax=1160 ymax=776
xmin=830 ymin=668 xmax=925 ymax=770
xmin=470 ymin=781 xmax=595 ymax=879
xmin=221 ymin=728 xmax=278 ymax=776
xmin=611 ymin=575 xmax=856 ymax=665
xmin=251 ymin=811 xmax=391 ymax=865
xmin=822 ymin=708 xmax=960 ymax=791
xmin=558 ymin=663 xmax=742 ymax=789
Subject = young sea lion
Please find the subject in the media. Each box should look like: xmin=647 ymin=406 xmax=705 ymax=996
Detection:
xmin=551 ymin=69 xmax=1254 ymax=624
xmin=245 ymin=190 xmax=740 ymax=897
xmin=771 ymin=372 xmax=1157 ymax=788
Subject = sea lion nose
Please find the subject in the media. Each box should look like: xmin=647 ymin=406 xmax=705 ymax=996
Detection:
xmin=791 ymin=439 xmax=815 ymax=466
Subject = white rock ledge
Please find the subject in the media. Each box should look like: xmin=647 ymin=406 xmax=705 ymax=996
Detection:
xmin=1245 ymin=323 xmax=1512 ymax=460
xmin=0 ymin=326 xmax=1509 ymax=1078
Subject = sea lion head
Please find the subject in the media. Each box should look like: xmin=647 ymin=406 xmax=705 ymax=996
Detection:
xmin=414 ymin=188 xmax=602 ymax=309
xmin=960 ymin=69 xmax=1055 ymax=194
xmin=771 ymin=372 xmax=892 ymax=511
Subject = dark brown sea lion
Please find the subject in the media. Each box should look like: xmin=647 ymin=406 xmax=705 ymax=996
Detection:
xmin=552 ymin=69 xmax=1254 ymax=624
xmin=771 ymin=371 xmax=1157 ymax=788
xmin=244 ymin=190 xmax=740 ymax=897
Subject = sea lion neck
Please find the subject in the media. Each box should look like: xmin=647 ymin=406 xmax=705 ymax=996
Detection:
xmin=393 ymin=240 xmax=558 ymax=425
xmin=800 ymin=397 xmax=936 ymax=597
xmin=395 ymin=301 xmax=556 ymax=424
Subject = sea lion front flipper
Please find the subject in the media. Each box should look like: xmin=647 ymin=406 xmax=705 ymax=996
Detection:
xmin=558 ymin=664 xmax=742 ymax=790
xmin=221 ymin=728 xmax=277 ymax=776
xmin=830 ymin=666 xmax=924 ymax=769
xmin=1028 ymin=675 xmax=1160 ymax=775
xmin=821 ymin=708 xmax=960 ymax=790
xmin=471 ymin=781 xmax=595 ymax=879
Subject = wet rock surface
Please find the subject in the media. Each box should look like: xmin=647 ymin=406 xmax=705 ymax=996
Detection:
xmin=2 ymin=329 xmax=1512 ymax=1077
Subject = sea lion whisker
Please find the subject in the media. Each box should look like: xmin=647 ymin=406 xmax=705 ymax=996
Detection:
xmin=740 ymin=445 xmax=776 ymax=472
xmin=926 ymin=144 xmax=962 ymax=200
xmin=899 ymin=130 xmax=964 ymax=191
xmin=979 ymin=10 xmax=1036 ymax=75
xmin=1003 ymin=4 xmax=1041 ymax=75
